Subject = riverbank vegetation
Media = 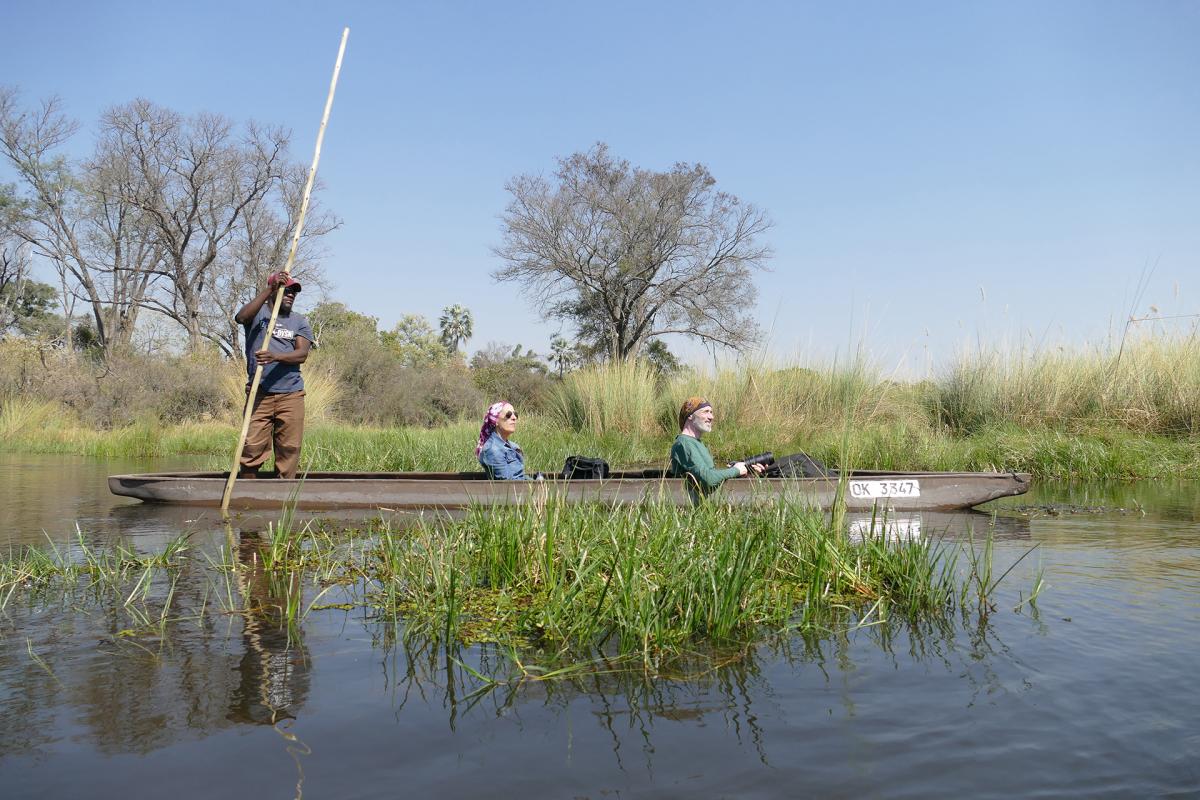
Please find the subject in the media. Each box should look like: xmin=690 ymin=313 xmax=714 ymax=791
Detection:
xmin=2 ymin=333 xmax=1198 ymax=479
xmin=0 ymin=499 xmax=1029 ymax=668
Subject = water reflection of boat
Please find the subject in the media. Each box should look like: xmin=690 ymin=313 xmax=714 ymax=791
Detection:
xmin=109 ymin=469 xmax=1031 ymax=512
xmin=106 ymin=500 xmax=434 ymax=536
xmin=846 ymin=509 xmax=1032 ymax=542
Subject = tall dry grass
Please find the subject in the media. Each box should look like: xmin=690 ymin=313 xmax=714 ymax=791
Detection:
xmin=547 ymin=355 xmax=926 ymax=442
xmin=547 ymin=359 xmax=667 ymax=437
xmin=0 ymin=396 xmax=65 ymax=440
xmin=931 ymin=334 xmax=1200 ymax=436
xmin=4 ymin=333 xmax=1199 ymax=479
xmin=218 ymin=358 xmax=341 ymax=424
xmin=668 ymin=356 xmax=925 ymax=436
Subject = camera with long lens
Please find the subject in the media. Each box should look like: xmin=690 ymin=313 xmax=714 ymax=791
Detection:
xmin=728 ymin=451 xmax=775 ymax=475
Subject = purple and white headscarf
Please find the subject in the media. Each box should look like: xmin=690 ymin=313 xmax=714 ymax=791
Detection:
xmin=475 ymin=401 xmax=509 ymax=456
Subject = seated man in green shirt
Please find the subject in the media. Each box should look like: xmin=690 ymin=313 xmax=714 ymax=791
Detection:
xmin=668 ymin=396 xmax=764 ymax=501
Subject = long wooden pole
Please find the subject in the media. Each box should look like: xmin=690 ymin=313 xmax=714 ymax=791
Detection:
xmin=221 ymin=27 xmax=349 ymax=515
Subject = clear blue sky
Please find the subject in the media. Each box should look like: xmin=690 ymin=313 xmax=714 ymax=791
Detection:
xmin=4 ymin=0 xmax=1197 ymax=374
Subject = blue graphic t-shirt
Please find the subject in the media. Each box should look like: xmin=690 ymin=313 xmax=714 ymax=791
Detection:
xmin=243 ymin=307 xmax=314 ymax=394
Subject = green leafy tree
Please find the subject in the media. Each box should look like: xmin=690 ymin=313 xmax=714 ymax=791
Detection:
xmin=438 ymin=304 xmax=473 ymax=353
xmin=0 ymin=227 xmax=59 ymax=337
xmin=383 ymin=314 xmax=449 ymax=368
xmin=642 ymin=338 xmax=682 ymax=377
xmin=0 ymin=280 xmax=57 ymax=336
xmin=470 ymin=341 xmax=551 ymax=407
xmin=308 ymin=301 xmax=379 ymax=343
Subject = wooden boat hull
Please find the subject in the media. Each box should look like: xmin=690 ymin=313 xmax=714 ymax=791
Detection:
xmin=108 ymin=470 xmax=1031 ymax=512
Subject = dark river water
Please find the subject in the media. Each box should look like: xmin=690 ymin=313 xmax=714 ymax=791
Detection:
xmin=1 ymin=453 xmax=1197 ymax=798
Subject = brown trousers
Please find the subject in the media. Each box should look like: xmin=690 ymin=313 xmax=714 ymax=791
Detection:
xmin=239 ymin=390 xmax=305 ymax=478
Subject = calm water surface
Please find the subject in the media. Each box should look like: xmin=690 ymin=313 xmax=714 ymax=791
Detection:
xmin=1 ymin=454 xmax=1198 ymax=798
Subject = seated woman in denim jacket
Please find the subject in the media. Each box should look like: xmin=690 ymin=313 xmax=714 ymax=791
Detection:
xmin=475 ymin=401 xmax=527 ymax=480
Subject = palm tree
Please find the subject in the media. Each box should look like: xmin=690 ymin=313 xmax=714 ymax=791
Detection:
xmin=548 ymin=334 xmax=574 ymax=378
xmin=438 ymin=304 xmax=473 ymax=352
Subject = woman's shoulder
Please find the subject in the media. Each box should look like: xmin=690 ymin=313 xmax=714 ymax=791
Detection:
xmin=479 ymin=432 xmax=512 ymax=456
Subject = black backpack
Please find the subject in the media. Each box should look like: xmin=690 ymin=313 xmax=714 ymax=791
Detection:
xmin=561 ymin=455 xmax=611 ymax=480
xmin=763 ymin=452 xmax=833 ymax=478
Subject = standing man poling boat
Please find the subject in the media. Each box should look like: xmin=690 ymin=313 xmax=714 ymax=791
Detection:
xmin=234 ymin=272 xmax=313 ymax=479
xmin=668 ymin=396 xmax=764 ymax=502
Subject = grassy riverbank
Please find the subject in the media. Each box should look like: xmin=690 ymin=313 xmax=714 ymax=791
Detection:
xmin=2 ymin=398 xmax=1196 ymax=480
xmin=3 ymin=334 xmax=1198 ymax=479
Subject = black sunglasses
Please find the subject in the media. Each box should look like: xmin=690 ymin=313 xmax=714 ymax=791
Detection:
xmin=503 ymin=410 xmax=518 ymax=420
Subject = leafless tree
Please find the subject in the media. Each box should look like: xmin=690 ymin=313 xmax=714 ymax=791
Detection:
xmin=208 ymin=162 xmax=337 ymax=357
xmin=101 ymin=99 xmax=292 ymax=352
xmin=493 ymin=143 xmax=772 ymax=360
xmin=0 ymin=88 xmax=337 ymax=357
xmin=84 ymin=127 xmax=167 ymax=347
xmin=0 ymin=228 xmax=29 ymax=333
xmin=0 ymin=87 xmax=159 ymax=352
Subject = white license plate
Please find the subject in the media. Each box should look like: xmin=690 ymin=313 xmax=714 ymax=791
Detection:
xmin=848 ymin=479 xmax=921 ymax=499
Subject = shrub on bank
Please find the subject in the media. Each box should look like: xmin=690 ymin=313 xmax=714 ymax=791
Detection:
xmin=0 ymin=336 xmax=486 ymax=430
xmin=0 ymin=340 xmax=235 ymax=428
xmin=469 ymin=343 xmax=553 ymax=411
xmin=308 ymin=339 xmax=483 ymax=426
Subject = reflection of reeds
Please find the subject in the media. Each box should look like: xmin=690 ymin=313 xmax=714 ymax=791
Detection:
xmin=0 ymin=529 xmax=190 ymax=604
xmin=26 ymin=638 xmax=64 ymax=688
xmin=2 ymin=530 xmax=191 ymax=652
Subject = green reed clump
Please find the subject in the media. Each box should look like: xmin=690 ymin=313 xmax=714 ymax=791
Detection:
xmin=0 ymin=497 xmax=1036 ymax=675
xmin=548 ymin=360 xmax=667 ymax=437
xmin=369 ymin=499 xmax=966 ymax=659
xmin=0 ymin=530 xmax=191 ymax=611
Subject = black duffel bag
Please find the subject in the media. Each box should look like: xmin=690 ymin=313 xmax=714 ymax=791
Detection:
xmin=762 ymin=452 xmax=834 ymax=478
xmin=561 ymin=455 xmax=611 ymax=480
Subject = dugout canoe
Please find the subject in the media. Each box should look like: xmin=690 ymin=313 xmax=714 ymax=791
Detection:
xmin=108 ymin=469 xmax=1031 ymax=512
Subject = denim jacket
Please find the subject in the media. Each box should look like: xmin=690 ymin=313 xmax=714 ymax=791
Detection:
xmin=478 ymin=431 xmax=527 ymax=480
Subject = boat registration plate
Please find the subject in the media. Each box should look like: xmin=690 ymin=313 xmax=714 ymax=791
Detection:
xmin=848 ymin=479 xmax=921 ymax=499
